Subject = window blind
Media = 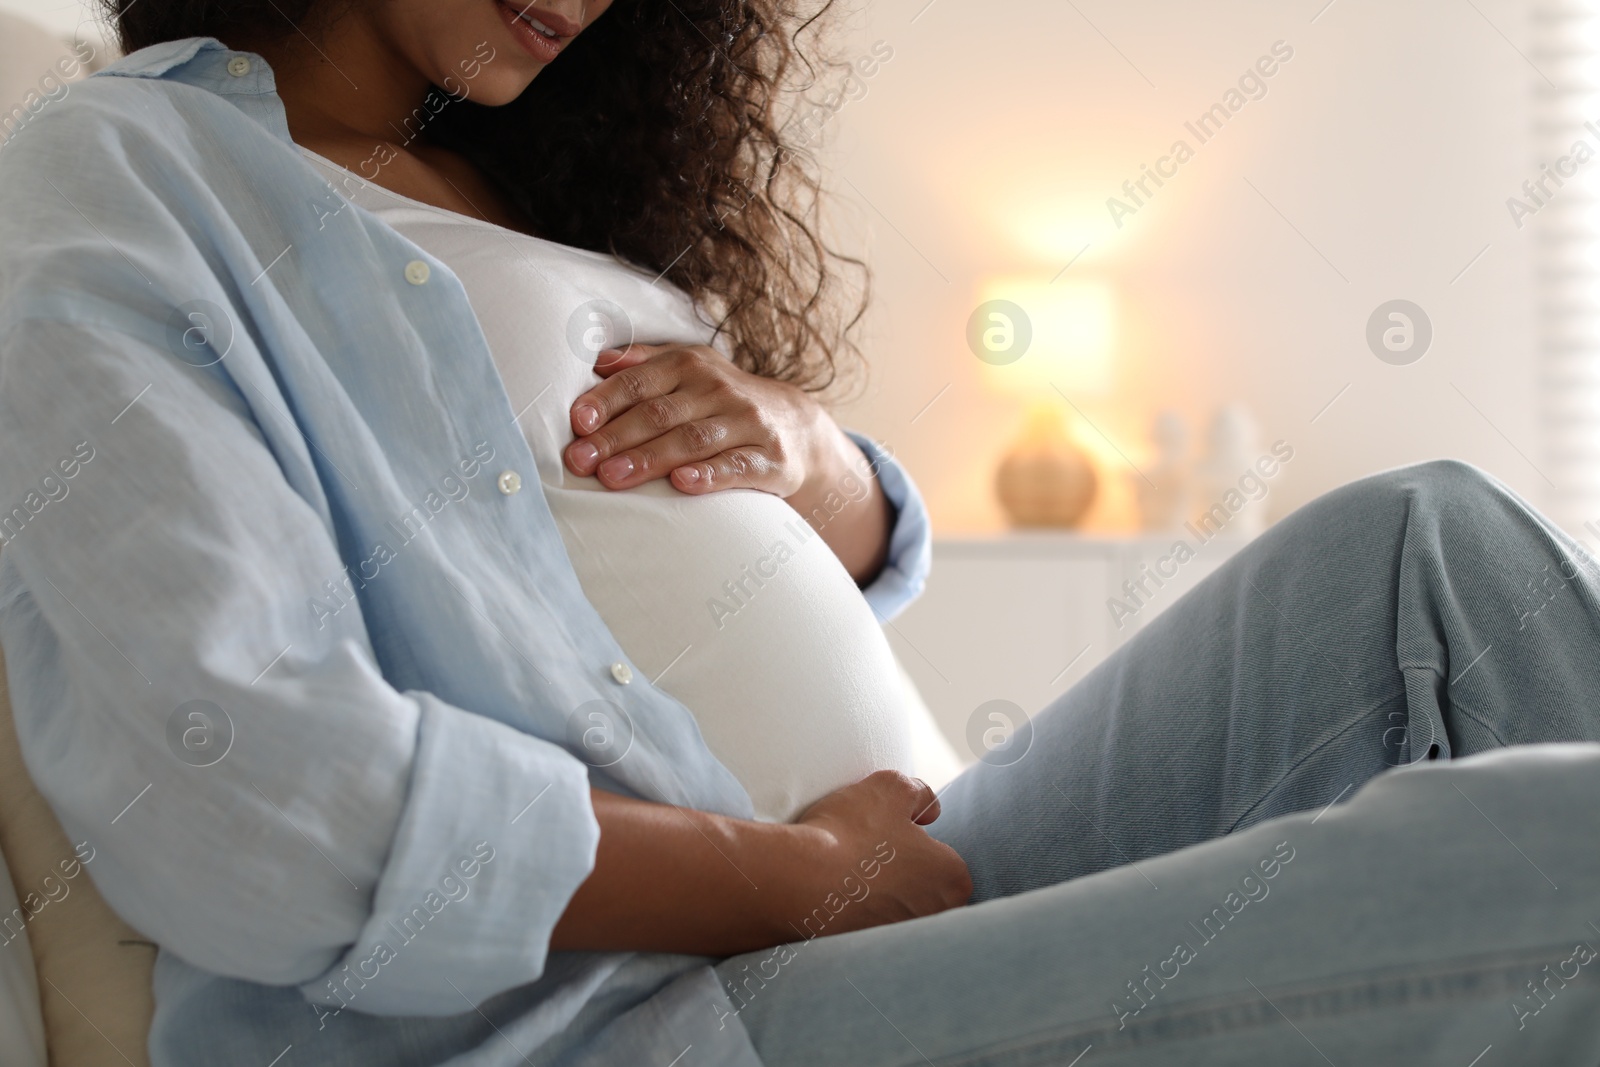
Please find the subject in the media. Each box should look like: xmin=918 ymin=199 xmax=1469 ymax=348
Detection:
xmin=1532 ymin=1 xmax=1600 ymax=544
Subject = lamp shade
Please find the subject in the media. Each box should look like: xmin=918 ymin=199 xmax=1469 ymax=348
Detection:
xmin=973 ymin=277 xmax=1116 ymax=397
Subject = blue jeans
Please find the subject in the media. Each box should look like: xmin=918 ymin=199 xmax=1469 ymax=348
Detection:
xmin=706 ymin=460 xmax=1600 ymax=1065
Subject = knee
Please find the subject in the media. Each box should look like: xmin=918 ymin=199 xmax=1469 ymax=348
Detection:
xmin=1362 ymin=459 xmax=1503 ymax=512
xmin=1318 ymin=460 xmax=1507 ymax=545
xmin=1411 ymin=458 xmax=1498 ymax=490
xmin=1274 ymin=460 xmax=1519 ymax=564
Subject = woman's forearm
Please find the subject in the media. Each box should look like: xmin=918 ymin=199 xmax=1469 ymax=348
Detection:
xmin=787 ymin=418 xmax=894 ymax=587
xmin=549 ymin=776 xmax=972 ymax=956
xmin=549 ymin=788 xmax=804 ymax=955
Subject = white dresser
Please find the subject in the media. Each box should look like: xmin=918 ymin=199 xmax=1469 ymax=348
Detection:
xmin=887 ymin=531 xmax=1253 ymax=759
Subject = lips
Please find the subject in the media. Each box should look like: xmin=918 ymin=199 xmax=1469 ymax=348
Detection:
xmin=495 ymin=0 xmax=579 ymax=63
xmin=501 ymin=1 xmax=580 ymax=39
xmin=508 ymin=3 xmax=572 ymax=36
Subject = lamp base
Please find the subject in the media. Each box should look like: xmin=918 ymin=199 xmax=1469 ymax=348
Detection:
xmin=995 ymin=407 xmax=1098 ymax=528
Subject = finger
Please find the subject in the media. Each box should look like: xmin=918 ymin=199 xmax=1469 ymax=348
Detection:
xmin=669 ymin=447 xmax=781 ymax=495
xmin=566 ymin=383 xmax=741 ymax=480
xmin=569 ymin=351 xmax=683 ymax=436
xmin=592 ymin=342 xmax=663 ymax=377
xmin=908 ymin=779 xmax=941 ymax=825
xmin=591 ymin=417 xmax=747 ymax=490
xmin=937 ymin=848 xmax=975 ymax=907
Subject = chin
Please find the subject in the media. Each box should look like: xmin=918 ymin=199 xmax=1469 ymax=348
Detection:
xmin=456 ymin=68 xmax=541 ymax=106
xmin=416 ymin=34 xmax=541 ymax=108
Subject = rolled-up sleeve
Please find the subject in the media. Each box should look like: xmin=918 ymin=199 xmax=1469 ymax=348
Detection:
xmin=0 ymin=314 xmax=598 ymax=1015
xmin=843 ymin=429 xmax=932 ymax=622
xmin=307 ymin=692 xmax=599 ymax=1012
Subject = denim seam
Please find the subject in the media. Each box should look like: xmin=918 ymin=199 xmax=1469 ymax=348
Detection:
xmin=928 ymin=940 xmax=1590 ymax=1067
xmin=1393 ymin=662 xmax=1512 ymax=750
xmin=1226 ymin=686 xmax=1408 ymax=834
xmin=1443 ymin=690 xmax=1512 ymax=749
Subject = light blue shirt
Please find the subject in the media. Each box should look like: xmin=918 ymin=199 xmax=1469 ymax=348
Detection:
xmin=0 ymin=36 xmax=929 ymax=1066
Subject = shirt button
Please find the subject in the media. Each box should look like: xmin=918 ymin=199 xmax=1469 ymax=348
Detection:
xmin=496 ymin=469 xmax=522 ymax=495
xmin=609 ymin=661 xmax=633 ymax=685
xmin=404 ymin=259 xmax=430 ymax=285
xmin=226 ymin=56 xmax=252 ymax=77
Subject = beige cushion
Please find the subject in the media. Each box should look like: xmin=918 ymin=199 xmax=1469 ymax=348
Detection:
xmin=0 ymin=646 xmax=156 ymax=1067
xmin=0 ymin=840 xmax=47 ymax=1067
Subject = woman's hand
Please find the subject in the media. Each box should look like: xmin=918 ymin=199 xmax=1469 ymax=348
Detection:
xmin=565 ymin=343 xmax=824 ymax=498
xmin=563 ymin=343 xmax=895 ymax=584
xmin=550 ymin=773 xmax=972 ymax=956
xmin=779 ymin=770 xmax=974 ymax=936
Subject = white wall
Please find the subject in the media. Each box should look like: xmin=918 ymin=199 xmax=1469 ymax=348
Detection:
xmin=0 ymin=0 xmax=104 ymax=41
xmin=816 ymin=0 xmax=1548 ymax=535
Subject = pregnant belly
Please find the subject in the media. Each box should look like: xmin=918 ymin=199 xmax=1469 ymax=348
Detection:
xmin=544 ymin=478 xmax=914 ymax=822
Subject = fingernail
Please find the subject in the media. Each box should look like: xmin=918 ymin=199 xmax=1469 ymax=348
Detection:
xmin=569 ymin=440 xmax=599 ymax=471
xmin=599 ymin=455 xmax=634 ymax=482
xmin=574 ymin=404 xmax=599 ymax=433
xmin=676 ymin=465 xmax=701 ymax=485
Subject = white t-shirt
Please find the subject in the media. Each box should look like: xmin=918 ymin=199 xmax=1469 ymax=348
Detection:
xmin=301 ymin=149 xmax=917 ymax=821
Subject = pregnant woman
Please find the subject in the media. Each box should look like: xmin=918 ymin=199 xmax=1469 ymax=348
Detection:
xmin=5 ymin=1 xmax=1600 ymax=1064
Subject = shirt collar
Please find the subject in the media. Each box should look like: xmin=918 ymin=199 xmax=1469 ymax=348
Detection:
xmin=94 ymin=36 xmax=292 ymax=144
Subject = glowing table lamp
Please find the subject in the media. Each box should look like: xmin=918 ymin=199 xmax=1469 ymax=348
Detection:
xmin=970 ymin=277 xmax=1115 ymax=527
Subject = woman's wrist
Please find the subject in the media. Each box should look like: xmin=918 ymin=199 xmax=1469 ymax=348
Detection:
xmin=552 ymin=790 xmax=834 ymax=955
xmin=741 ymin=818 xmax=840 ymax=942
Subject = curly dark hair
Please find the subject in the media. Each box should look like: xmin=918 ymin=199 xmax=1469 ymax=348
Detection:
xmin=104 ymin=0 xmax=870 ymax=393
